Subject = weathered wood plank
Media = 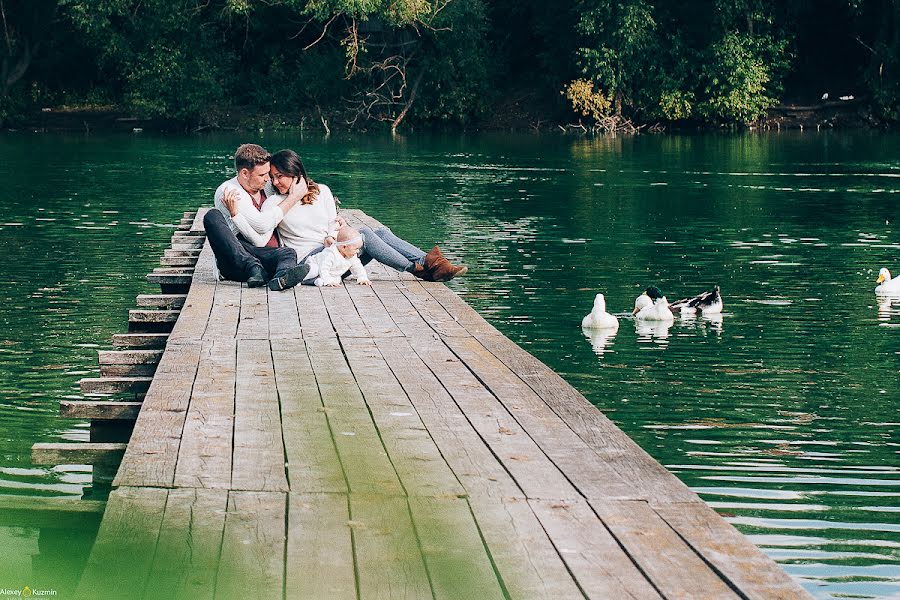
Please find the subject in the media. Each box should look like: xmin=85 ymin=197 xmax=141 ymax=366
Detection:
xmin=99 ymin=363 xmax=157 ymax=377
xmin=346 ymin=281 xmax=403 ymax=337
xmin=272 ymin=340 xmax=347 ymax=493
xmin=320 ymin=283 xmax=368 ymax=338
xmin=406 ymin=334 xmax=579 ymax=500
xmin=216 ymin=491 xmax=286 ymax=600
xmin=342 ymin=336 xmax=464 ymax=497
xmin=0 ymin=496 xmax=104 ymax=530
xmin=286 ymin=493 xmax=356 ymax=598
xmin=656 ymin=501 xmax=812 ymax=600
xmin=74 ymin=487 xmax=168 ymax=598
xmin=268 ymin=282 xmax=302 ymax=340
xmin=236 ymin=285 xmax=269 ymax=339
xmin=350 ymin=494 xmax=433 ymax=599
xmin=294 ymin=285 xmax=334 ymax=337
xmin=472 ymin=332 xmax=701 ymax=506
xmin=114 ymin=341 xmax=203 ymax=487
xmin=443 ymin=335 xmax=637 ymax=501
xmin=529 ymin=499 xmax=662 ymax=600
xmin=112 ymin=332 xmax=169 ymax=348
xmin=160 ymin=256 xmax=199 ymax=267
xmin=376 ymin=336 xmax=523 ymax=500
xmin=174 ymin=339 xmax=236 ymax=489
xmin=136 ymin=294 xmax=187 ymax=309
xmin=31 ymin=442 xmax=126 ymax=465
xmin=98 ymin=349 xmax=163 ymax=365
xmin=590 ymin=499 xmax=740 ymax=600
xmin=409 ymin=496 xmax=506 ymax=600
xmin=232 ymin=339 xmax=287 ymax=492
xmin=80 ymin=376 xmax=152 ymax=395
xmin=144 ymin=488 xmax=227 ymax=600
xmin=468 ymin=495 xmax=585 ymax=599
xmin=399 ymin=280 xmax=470 ymax=337
xmin=202 ymin=280 xmax=241 ymax=341
xmin=164 ymin=248 xmax=201 ymax=258
xmin=60 ymin=400 xmax=142 ymax=420
xmin=168 ymin=247 xmax=216 ymax=343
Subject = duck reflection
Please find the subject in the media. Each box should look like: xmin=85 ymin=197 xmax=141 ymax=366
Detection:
xmin=634 ymin=318 xmax=672 ymax=344
xmin=581 ymin=326 xmax=618 ymax=356
xmin=876 ymin=293 xmax=900 ymax=322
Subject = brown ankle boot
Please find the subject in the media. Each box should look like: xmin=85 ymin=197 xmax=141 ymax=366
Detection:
xmin=410 ymin=263 xmax=433 ymax=281
xmin=423 ymin=246 xmax=467 ymax=282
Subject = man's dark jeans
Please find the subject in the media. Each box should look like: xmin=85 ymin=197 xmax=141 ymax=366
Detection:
xmin=203 ymin=210 xmax=297 ymax=282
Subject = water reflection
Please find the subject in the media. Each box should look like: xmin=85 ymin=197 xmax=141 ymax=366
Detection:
xmin=581 ymin=326 xmax=618 ymax=355
xmin=634 ymin=318 xmax=673 ymax=344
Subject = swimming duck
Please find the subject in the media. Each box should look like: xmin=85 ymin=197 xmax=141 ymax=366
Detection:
xmin=669 ymin=286 xmax=723 ymax=315
xmin=582 ymin=293 xmax=619 ymax=329
xmin=875 ymin=268 xmax=900 ymax=294
xmin=632 ymin=287 xmax=674 ymax=321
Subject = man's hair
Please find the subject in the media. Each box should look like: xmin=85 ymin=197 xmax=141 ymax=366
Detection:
xmin=234 ymin=144 xmax=271 ymax=172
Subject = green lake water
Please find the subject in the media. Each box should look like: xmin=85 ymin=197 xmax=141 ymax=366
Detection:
xmin=0 ymin=131 xmax=897 ymax=598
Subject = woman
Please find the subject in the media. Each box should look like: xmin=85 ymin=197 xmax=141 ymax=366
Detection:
xmin=251 ymin=149 xmax=467 ymax=282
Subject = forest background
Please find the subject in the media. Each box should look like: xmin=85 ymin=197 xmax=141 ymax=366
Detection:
xmin=1 ymin=0 xmax=898 ymax=132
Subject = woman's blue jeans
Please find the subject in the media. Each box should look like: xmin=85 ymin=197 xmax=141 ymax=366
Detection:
xmin=358 ymin=227 xmax=426 ymax=272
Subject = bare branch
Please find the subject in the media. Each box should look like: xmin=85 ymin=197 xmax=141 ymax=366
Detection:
xmin=302 ymin=13 xmax=339 ymax=49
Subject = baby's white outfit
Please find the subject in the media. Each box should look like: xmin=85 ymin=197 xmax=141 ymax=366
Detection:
xmin=303 ymin=245 xmax=370 ymax=287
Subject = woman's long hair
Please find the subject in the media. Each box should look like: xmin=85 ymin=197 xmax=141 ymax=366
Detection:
xmin=271 ymin=149 xmax=320 ymax=205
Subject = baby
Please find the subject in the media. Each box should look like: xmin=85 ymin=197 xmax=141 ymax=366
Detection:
xmin=302 ymin=225 xmax=371 ymax=287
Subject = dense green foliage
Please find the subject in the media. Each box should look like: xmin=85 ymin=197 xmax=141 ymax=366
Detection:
xmin=0 ymin=0 xmax=898 ymax=129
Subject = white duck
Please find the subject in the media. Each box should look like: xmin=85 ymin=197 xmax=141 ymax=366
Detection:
xmin=582 ymin=293 xmax=619 ymax=329
xmin=632 ymin=287 xmax=675 ymax=321
xmin=669 ymin=285 xmax=723 ymax=315
xmin=875 ymin=268 xmax=900 ymax=294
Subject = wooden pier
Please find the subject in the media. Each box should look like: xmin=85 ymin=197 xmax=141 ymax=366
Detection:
xmin=41 ymin=209 xmax=811 ymax=599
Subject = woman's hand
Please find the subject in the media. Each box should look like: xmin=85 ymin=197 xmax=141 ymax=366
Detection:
xmin=334 ymin=215 xmax=347 ymax=228
xmin=223 ymin=188 xmax=240 ymax=217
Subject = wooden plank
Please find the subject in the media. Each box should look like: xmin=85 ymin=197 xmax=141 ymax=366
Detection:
xmin=424 ymin=282 xmax=496 ymax=337
xmin=268 ymin=282 xmax=302 ymax=340
xmin=294 ymin=285 xmax=334 ymax=337
xmin=369 ymin=279 xmax=438 ymax=338
xmin=406 ymin=334 xmax=579 ymax=500
xmin=443 ymin=335 xmax=636 ymax=501
xmin=75 ymin=487 xmax=168 ymax=598
xmin=32 ymin=443 xmax=126 ymax=467
xmin=136 ymin=294 xmax=187 ymax=309
xmin=286 ymin=493 xmax=355 ymax=598
xmin=232 ymin=339 xmax=287 ymax=492
xmin=164 ymin=249 xmax=201 ymax=258
xmin=168 ymin=246 xmax=216 ymax=343
xmin=529 ymin=499 xmax=662 ymax=600
xmin=398 ymin=280 xmax=470 ymax=337
xmin=60 ymin=400 xmax=141 ymax=420
xmin=0 ymin=496 xmax=105 ymax=530
xmin=161 ymin=256 xmax=199 ymax=267
xmin=98 ymin=349 xmax=163 ymax=365
xmin=655 ymin=502 xmax=813 ymax=600
xmin=341 ymin=336 xmax=464 ymax=497
xmin=80 ymin=376 xmax=152 ymax=395
xmin=100 ymin=363 xmax=157 ymax=377
xmin=216 ymin=491 xmax=286 ymax=600
xmin=145 ymin=488 xmax=228 ymax=600
xmin=589 ymin=500 xmax=740 ymax=600
xmin=346 ymin=281 xmax=403 ymax=337
xmin=272 ymin=340 xmax=347 ymax=493
xmin=112 ymin=332 xmax=169 ymax=348
xmin=236 ymin=285 xmax=269 ymax=339
xmin=202 ymin=280 xmax=241 ymax=341
xmin=409 ymin=496 xmax=506 ymax=600
xmin=350 ymin=494 xmax=433 ymax=599
xmin=468 ymin=495 xmax=584 ymax=599
xmin=114 ymin=341 xmax=203 ymax=487
xmin=174 ymin=339 xmax=236 ymax=489
xmin=473 ymin=332 xmax=700 ymax=505
xmin=320 ymin=283 xmax=368 ymax=338
xmin=303 ymin=337 xmax=402 ymax=495
xmin=376 ymin=336 xmax=523 ymax=500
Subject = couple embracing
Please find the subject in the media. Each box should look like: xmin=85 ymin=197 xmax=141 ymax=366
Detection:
xmin=204 ymin=144 xmax=467 ymax=291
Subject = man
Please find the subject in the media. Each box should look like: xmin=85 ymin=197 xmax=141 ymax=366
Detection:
xmin=203 ymin=143 xmax=309 ymax=291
